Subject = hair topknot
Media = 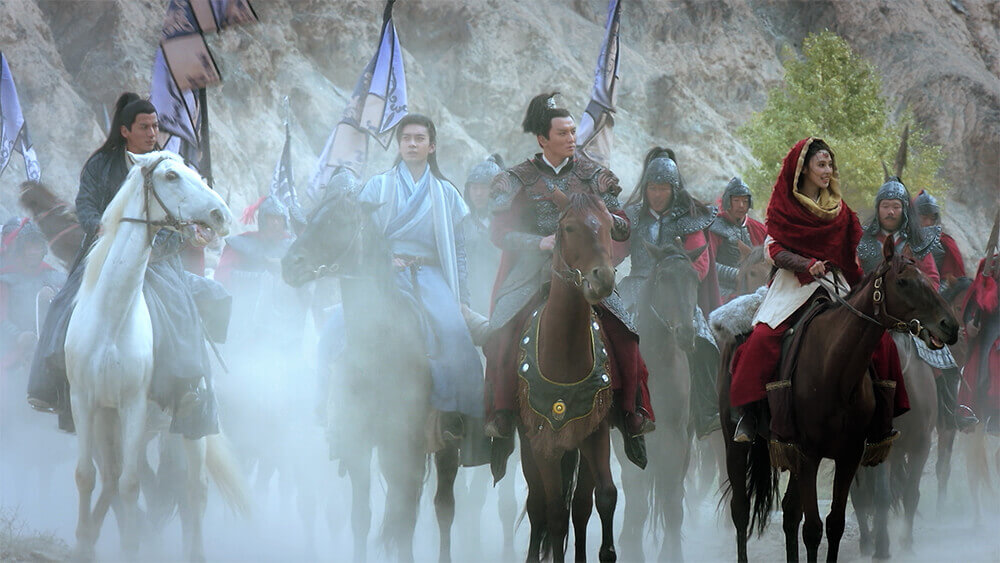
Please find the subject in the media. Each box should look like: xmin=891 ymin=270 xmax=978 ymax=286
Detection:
xmin=643 ymin=147 xmax=675 ymax=169
xmin=488 ymin=153 xmax=505 ymax=169
xmin=522 ymin=91 xmax=572 ymax=138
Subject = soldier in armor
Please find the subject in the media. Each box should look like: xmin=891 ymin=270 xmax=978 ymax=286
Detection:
xmin=857 ymin=178 xmax=940 ymax=286
xmin=910 ymin=188 xmax=978 ymax=430
xmin=27 ymin=92 xmax=231 ymax=437
xmin=730 ymin=138 xmax=906 ymax=445
xmin=215 ymin=194 xmax=309 ymax=369
xmin=709 ymin=177 xmax=766 ymax=303
xmin=618 ymin=147 xmax=722 ymax=437
xmin=462 ymin=154 xmax=505 ymax=320
xmin=913 ymin=189 xmax=966 ymax=284
xmin=483 ymin=92 xmax=653 ymax=440
xmin=0 ymin=221 xmax=64 ymax=371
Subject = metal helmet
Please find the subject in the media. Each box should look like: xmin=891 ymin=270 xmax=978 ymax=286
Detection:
xmin=641 ymin=154 xmax=681 ymax=190
xmin=722 ymin=176 xmax=752 ymax=211
xmin=912 ymin=189 xmax=940 ymax=220
xmin=873 ymin=177 xmax=912 ymax=232
xmin=326 ymin=167 xmax=361 ymax=195
xmin=465 ymin=154 xmax=504 ymax=189
xmin=257 ymin=195 xmax=288 ymax=220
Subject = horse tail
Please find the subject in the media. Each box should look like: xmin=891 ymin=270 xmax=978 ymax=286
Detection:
xmin=205 ymin=432 xmax=252 ymax=517
xmin=746 ymin=436 xmax=778 ymax=535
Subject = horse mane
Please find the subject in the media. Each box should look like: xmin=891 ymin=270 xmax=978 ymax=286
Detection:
xmin=81 ymin=165 xmax=145 ymax=291
xmin=559 ymin=192 xmax=606 ymax=219
xmin=843 ymin=252 xmax=914 ymax=301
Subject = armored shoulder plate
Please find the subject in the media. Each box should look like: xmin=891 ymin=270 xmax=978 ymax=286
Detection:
xmin=571 ymin=156 xmax=601 ymax=183
xmin=912 ymin=225 xmax=941 ymax=259
xmin=857 ymin=233 xmax=883 ymax=274
xmin=663 ymin=205 xmax=718 ymax=240
xmin=489 ymin=169 xmax=524 ymax=214
xmin=507 ymin=159 xmax=541 ymax=188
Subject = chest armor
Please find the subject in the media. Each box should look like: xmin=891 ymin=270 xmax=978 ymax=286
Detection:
xmin=930 ymin=239 xmax=946 ymax=272
xmin=709 ymin=218 xmax=751 ymax=267
xmin=625 ymin=203 xmax=716 ymax=279
xmin=508 ymin=159 xmax=611 ymax=237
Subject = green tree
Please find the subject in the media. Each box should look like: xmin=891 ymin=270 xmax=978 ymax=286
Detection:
xmin=738 ymin=31 xmax=948 ymax=213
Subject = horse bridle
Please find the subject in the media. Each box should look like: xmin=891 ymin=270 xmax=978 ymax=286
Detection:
xmin=815 ymin=262 xmax=926 ymax=337
xmin=310 ymin=221 xmax=367 ymax=280
xmin=120 ymin=157 xmax=197 ymax=240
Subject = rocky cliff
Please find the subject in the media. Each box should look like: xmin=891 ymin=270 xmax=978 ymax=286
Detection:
xmin=1 ymin=0 xmax=996 ymax=266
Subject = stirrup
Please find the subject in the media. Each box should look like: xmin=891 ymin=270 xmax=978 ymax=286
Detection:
xmin=27 ymin=396 xmax=56 ymax=413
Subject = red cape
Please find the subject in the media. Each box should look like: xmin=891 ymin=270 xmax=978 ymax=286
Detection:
xmin=765 ymin=138 xmax=863 ymax=285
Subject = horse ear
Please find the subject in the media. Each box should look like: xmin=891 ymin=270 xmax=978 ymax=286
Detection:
xmin=686 ymin=244 xmax=707 ymax=263
xmin=550 ymin=188 xmax=570 ymax=212
xmin=882 ymin=235 xmax=895 ymax=262
xmin=642 ymin=239 xmax=666 ymax=262
xmin=737 ymin=240 xmax=752 ymax=260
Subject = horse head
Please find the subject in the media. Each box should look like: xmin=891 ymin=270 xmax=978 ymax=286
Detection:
xmin=282 ymin=189 xmax=381 ymax=288
xmin=877 ymin=235 xmax=959 ymax=349
xmin=640 ymin=238 xmax=704 ymax=351
xmin=736 ymin=244 xmax=770 ymax=296
xmin=127 ymin=151 xmax=232 ymax=243
xmin=552 ymin=192 xmax=616 ymax=304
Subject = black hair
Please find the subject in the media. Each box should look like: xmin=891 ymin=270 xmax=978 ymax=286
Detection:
xmin=92 ymin=92 xmax=158 ymax=158
xmin=522 ymin=92 xmax=572 ymax=139
xmin=393 ymin=113 xmax=451 ymax=183
xmin=797 ymin=138 xmax=837 ymax=188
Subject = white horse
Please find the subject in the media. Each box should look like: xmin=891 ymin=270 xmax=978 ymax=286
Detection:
xmin=65 ymin=151 xmax=247 ymax=561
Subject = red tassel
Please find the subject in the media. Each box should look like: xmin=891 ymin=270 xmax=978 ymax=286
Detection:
xmin=975 ymin=275 xmax=998 ymax=313
xmin=241 ymin=195 xmax=266 ymax=225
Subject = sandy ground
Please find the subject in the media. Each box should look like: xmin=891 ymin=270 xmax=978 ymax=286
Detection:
xmin=3 ymin=413 xmax=999 ymax=563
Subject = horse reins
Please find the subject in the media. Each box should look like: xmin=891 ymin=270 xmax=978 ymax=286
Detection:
xmin=120 ymin=157 xmax=198 ymax=241
xmin=310 ymin=213 xmax=367 ymax=280
xmin=813 ymin=263 xmax=926 ymax=337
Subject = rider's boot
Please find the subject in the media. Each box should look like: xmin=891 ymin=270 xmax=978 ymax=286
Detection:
xmin=733 ymin=404 xmax=757 ymax=443
xmin=170 ymin=384 xmax=219 ymax=440
xmin=957 ymin=404 xmax=980 ymax=433
xmin=440 ymin=411 xmax=465 ymax=444
xmin=863 ymin=379 xmax=899 ymax=466
xmin=484 ymin=409 xmax=514 ymax=439
xmin=625 ymin=407 xmax=655 ymax=437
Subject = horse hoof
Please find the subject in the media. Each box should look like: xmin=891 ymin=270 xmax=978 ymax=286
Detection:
xmin=873 ymin=550 xmax=891 ymax=561
xmin=599 ymin=546 xmax=617 ymax=562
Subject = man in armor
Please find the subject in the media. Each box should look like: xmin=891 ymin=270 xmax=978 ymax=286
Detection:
xmin=483 ymin=92 xmax=653 ymax=440
xmin=709 ymin=177 xmax=766 ymax=303
xmin=911 ymin=188 xmax=977 ymax=430
xmin=462 ymin=154 xmax=505 ymax=320
xmin=215 ymin=194 xmax=309 ymax=372
xmin=913 ymin=189 xmax=966 ymax=284
xmin=27 ymin=92 xmax=230 ymax=437
xmin=0 ymin=221 xmax=64 ymax=371
xmin=857 ymin=178 xmax=977 ymax=433
xmin=857 ymin=178 xmax=939 ymax=285
xmin=619 ymin=148 xmax=722 ymax=437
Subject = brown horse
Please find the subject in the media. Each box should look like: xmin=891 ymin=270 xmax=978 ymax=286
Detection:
xmin=517 ymin=191 xmax=618 ymax=563
xmin=18 ymin=181 xmax=84 ymax=269
xmin=720 ymin=236 xmax=959 ymax=562
xmin=736 ymin=244 xmax=771 ymax=298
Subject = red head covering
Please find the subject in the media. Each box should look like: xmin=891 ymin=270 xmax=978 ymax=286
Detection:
xmin=765 ymin=138 xmax=863 ymax=285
